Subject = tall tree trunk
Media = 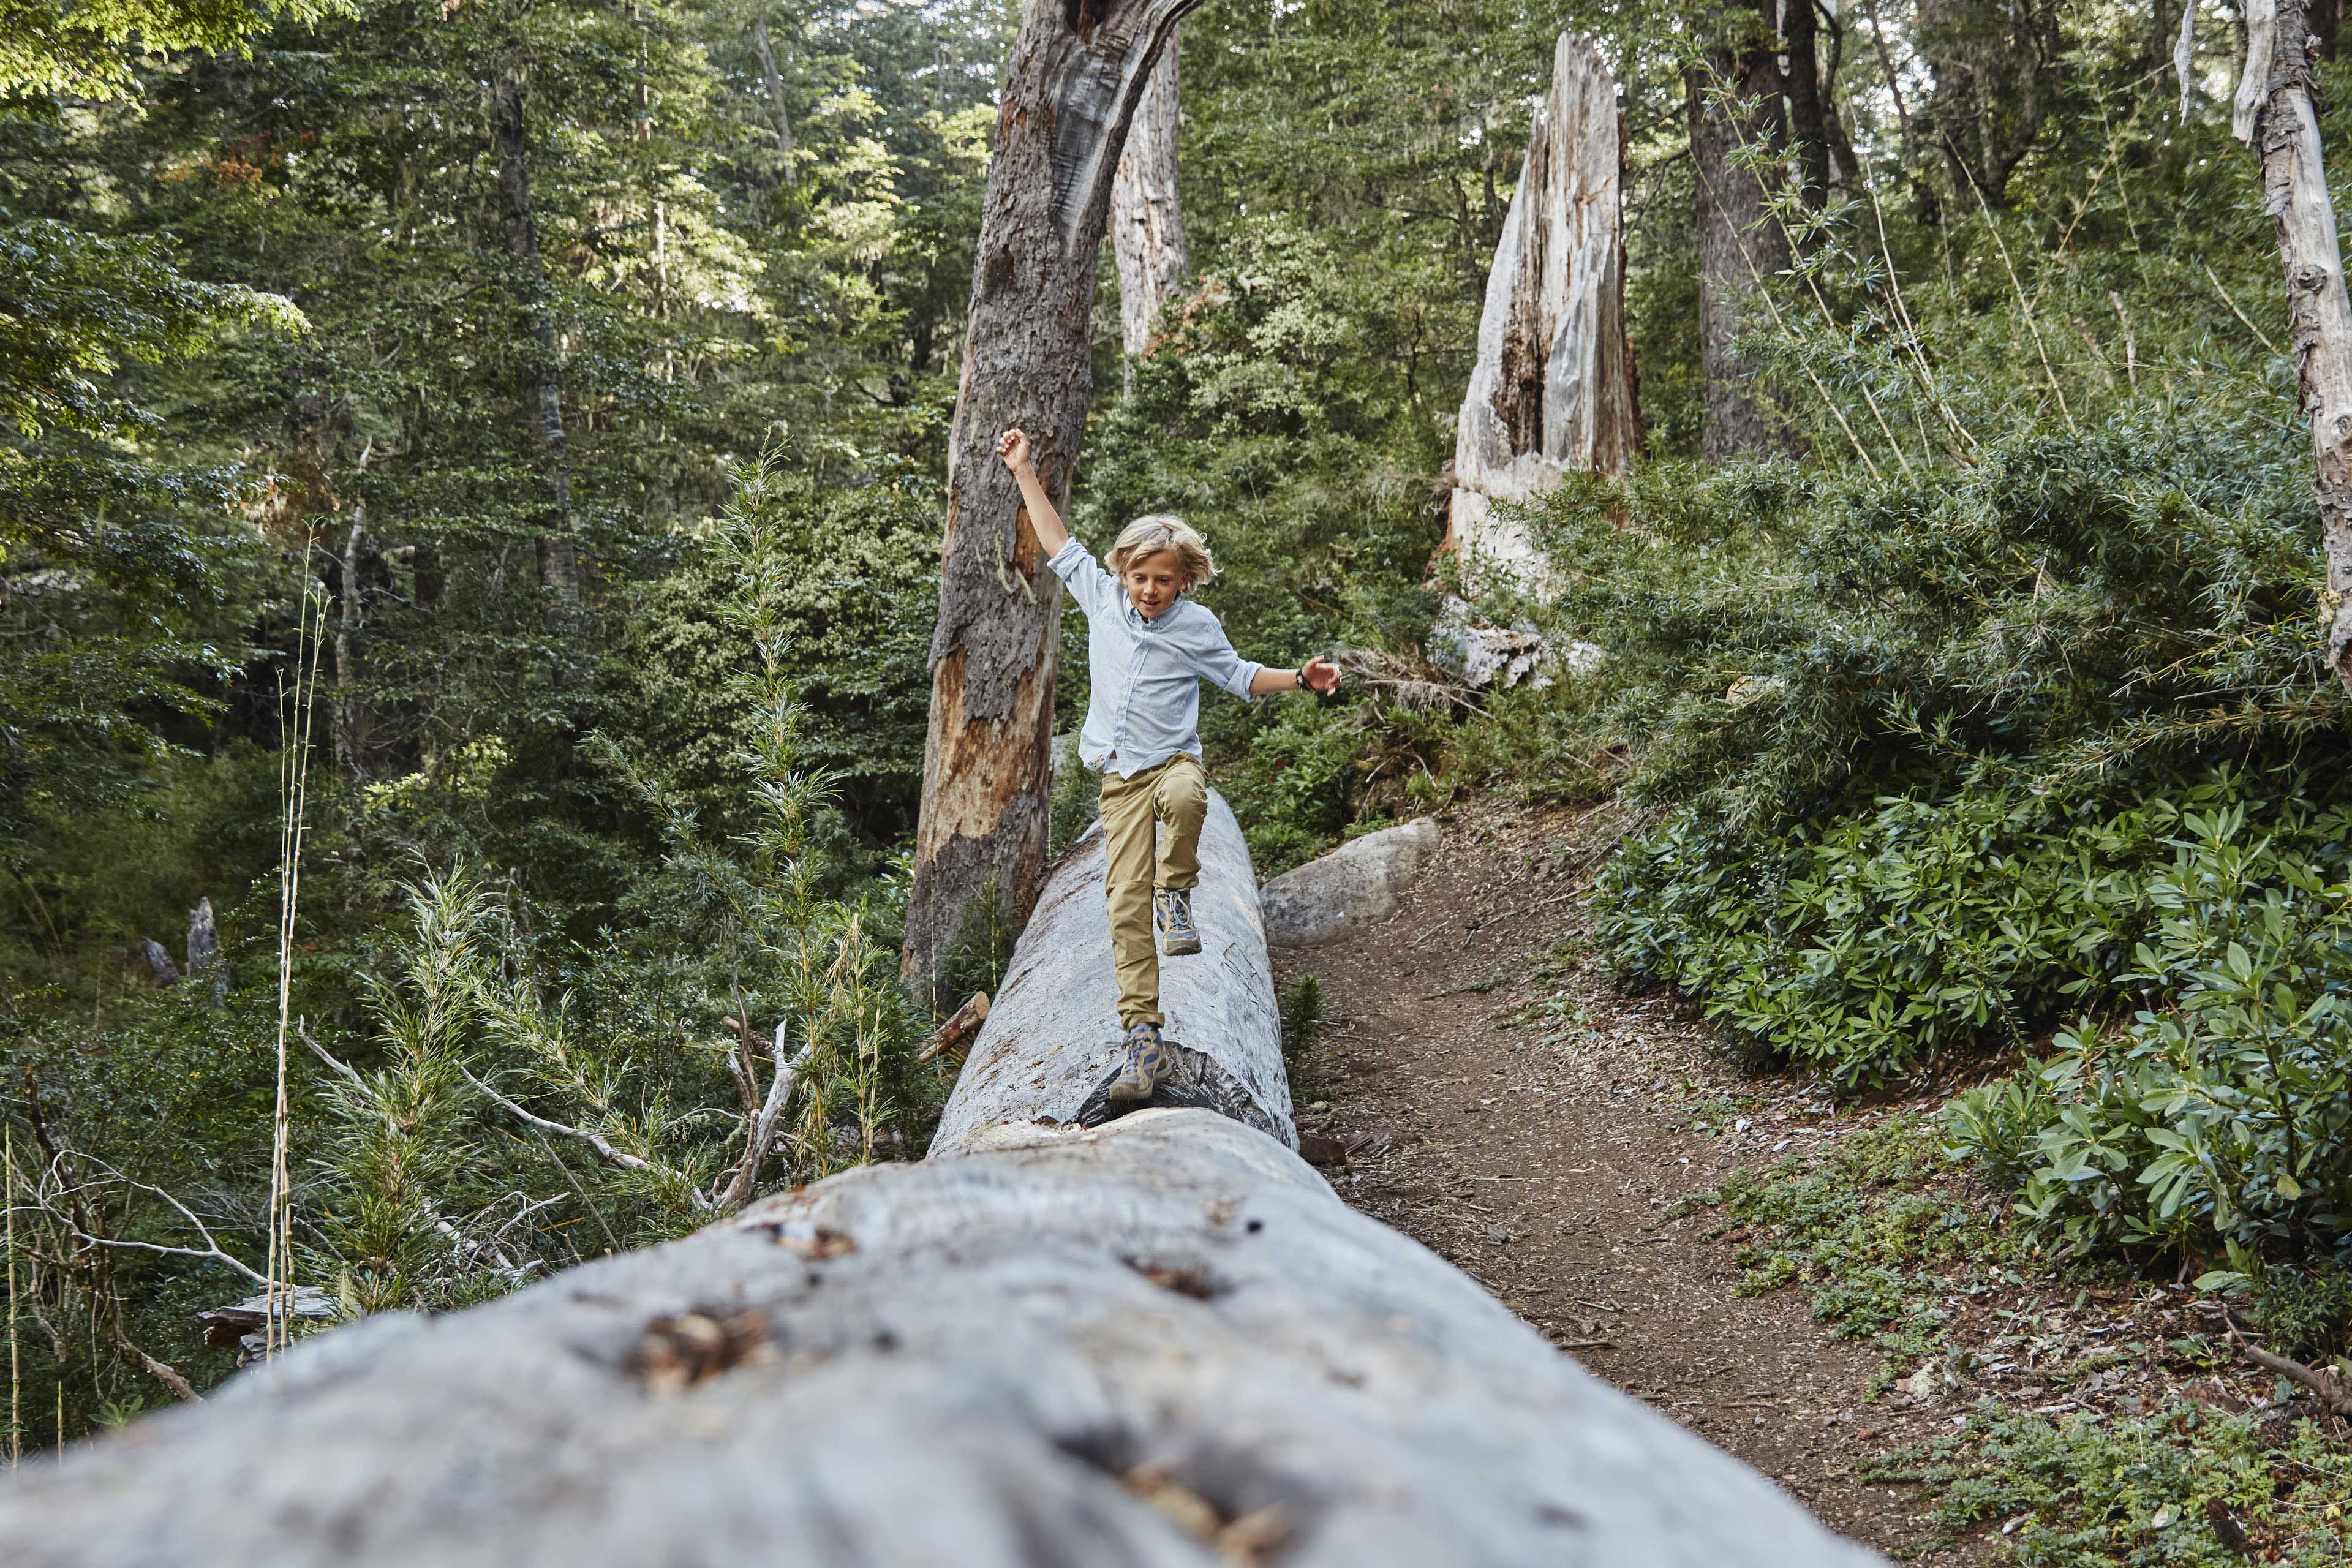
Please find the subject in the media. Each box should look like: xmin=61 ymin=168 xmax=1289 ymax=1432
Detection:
xmin=333 ymin=501 xmax=369 ymax=786
xmin=1111 ymin=29 xmax=1190 ymax=364
xmin=2242 ymin=0 xmax=2352 ymax=688
xmin=2318 ymin=0 xmax=2342 ymax=58
xmin=1689 ymin=0 xmax=1797 ymax=460
xmin=1784 ymin=0 xmax=1831 ymax=207
xmin=491 ymin=62 xmax=579 ymax=603
xmin=902 ymin=0 xmax=1204 ymax=1000
xmin=751 ymin=11 xmax=796 ymax=176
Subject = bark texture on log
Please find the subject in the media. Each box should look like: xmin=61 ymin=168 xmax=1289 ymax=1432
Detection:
xmin=1690 ymin=1 xmax=1798 ymax=461
xmin=903 ymin=0 xmax=1200 ymax=998
xmin=2242 ymin=0 xmax=2352 ymax=689
xmin=1112 ymin=32 xmax=1191 ymax=361
xmin=933 ymin=790 xmax=1291 ymax=1153
xmin=491 ymin=63 xmax=579 ymax=603
xmin=0 ymin=1112 xmax=1880 ymax=1568
xmin=1447 ymin=34 xmax=1637 ymax=590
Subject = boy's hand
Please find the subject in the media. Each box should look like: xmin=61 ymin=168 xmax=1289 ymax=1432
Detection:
xmin=995 ymin=428 xmax=1033 ymax=473
xmin=1301 ymin=657 xmax=1341 ymax=693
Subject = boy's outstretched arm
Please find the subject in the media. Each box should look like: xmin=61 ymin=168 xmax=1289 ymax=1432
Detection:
xmin=1248 ymin=658 xmax=1341 ymax=696
xmin=995 ymin=429 xmax=1071 ymax=556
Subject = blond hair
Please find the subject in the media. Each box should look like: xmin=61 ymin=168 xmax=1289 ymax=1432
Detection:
xmin=1105 ymin=513 xmax=1216 ymax=587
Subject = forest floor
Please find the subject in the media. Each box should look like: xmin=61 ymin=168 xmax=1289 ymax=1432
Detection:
xmin=1276 ymin=799 xmax=2345 ymax=1566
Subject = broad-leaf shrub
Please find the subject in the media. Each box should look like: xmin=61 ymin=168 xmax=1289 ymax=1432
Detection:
xmin=1607 ymin=766 xmax=2352 ymax=1253
xmin=1597 ymin=772 xmax=2290 ymax=1083
xmin=1946 ymin=799 xmax=2352 ymax=1254
xmin=1519 ymin=420 xmax=2332 ymax=831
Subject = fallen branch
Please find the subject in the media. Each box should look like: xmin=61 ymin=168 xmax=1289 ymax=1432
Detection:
xmin=918 ymin=992 xmax=992 ymax=1063
xmin=38 ymin=1157 xmax=271 ymax=1291
xmin=710 ymin=1022 xmax=815 ymax=1212
xmin=458 ymin=1067 xmax=685 ymax=1196
xmin=1334 ymin=647 xmax=1480 ymax=714
xmin=2233 ymin=1328 xmax=2352 ymax=1417
xmin=300 ymin=1020 xmax=362 ymax=1084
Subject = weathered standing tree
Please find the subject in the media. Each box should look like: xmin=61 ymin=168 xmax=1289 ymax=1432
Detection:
xmin=1689 ymin=0 xmax=1796 ymax=459
xmin=1447 ymin=33 xmax=1639 ymax=587
xmin=2240 ymin=0 xmax=2352 ymax=689
xmin=1111 ymin=31 xmax=1190 ymax=364
xmin=903 ymin=0 xmax=1202 ymax=999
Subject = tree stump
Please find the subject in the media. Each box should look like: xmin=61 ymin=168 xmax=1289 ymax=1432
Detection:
xmin=1448 ymin=34 xmax=1638 ymax=589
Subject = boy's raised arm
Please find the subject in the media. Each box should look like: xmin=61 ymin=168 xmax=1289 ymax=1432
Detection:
xmin=995 ymin=429 xmax=1071 ymax=557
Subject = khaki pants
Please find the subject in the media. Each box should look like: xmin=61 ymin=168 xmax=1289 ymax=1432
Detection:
xmin=1098 ymin=753 xmax=1207 ymax=1028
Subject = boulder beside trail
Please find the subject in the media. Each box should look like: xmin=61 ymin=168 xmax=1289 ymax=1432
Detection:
xmin=1260 ymin=819 xmax=1441 ymax=948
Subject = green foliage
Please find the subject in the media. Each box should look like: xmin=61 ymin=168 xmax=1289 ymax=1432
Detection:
xmin=621 ymin=469 xmax=938 ymax=841
xmin=1601 ymin=771 xmax=2341 ymax=1083
xmin=2252 ymin=1260 xmax=2352 ymax=1365
xmin=1278 ymin=971 xmax=1325 ymax=1076
xmin=1879 ymin=1404 xmax=2352 ymax=1567
xmin=314 ymin=457 xmax=943 ymax=1309
xmin=0 ymin=0 xmax=341 ymax=100
xmin=1932 ymin=790 xmax=2352 ymax=1256
xmin=1702 ymin=1116 xmax=2020 ymax=1371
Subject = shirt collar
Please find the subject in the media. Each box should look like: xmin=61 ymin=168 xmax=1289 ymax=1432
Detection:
xmin=1125 ymin=595 xmax=1182 ymax=631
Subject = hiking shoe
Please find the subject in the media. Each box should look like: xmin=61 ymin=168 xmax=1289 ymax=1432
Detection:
xmin=1109 ymin=1022 xmax=1166 ymax=1101
xmin=1155 ymin=887 xmax=1202 ymax=956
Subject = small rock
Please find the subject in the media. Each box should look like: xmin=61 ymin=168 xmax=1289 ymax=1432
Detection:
xmin=1297 ymin=1131 xmax=1349 ymax=1168
xmin=1261 ymin=820 xmax=1441 ymax=948
xmin=1483 ymin=1225 xmax=1512 ymax=1246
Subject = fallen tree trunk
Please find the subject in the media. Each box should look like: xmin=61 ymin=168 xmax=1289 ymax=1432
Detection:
xmin=934 ymin=791 xmax=1292 ymax=1153
xmin=0 ymin=802 xmax=1878 ymax=1566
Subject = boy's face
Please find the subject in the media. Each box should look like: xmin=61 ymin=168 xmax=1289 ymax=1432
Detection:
xmin=1121 ymin=549 xmax=1187 ymax=619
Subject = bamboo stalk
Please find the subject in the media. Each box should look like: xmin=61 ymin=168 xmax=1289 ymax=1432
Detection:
xmin=1966 ymin=175 xmax=2078 ymax=431
xmin=268 ymin=554 xmax=328 ymax=1357
xmin=7 ymin=1126 xmax=19 ymax=1466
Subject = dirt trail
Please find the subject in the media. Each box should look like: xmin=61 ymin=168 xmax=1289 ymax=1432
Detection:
xmin=1277 ymin=802 xmax=1965 ymax=1561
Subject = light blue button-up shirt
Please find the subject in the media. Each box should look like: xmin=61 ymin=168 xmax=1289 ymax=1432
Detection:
xmin=1047 ymin=538 xmax=1262 ymax=779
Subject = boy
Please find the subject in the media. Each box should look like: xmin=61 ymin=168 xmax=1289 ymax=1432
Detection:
xmin=996 ymin=428 xmax=1341 ymax=1099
